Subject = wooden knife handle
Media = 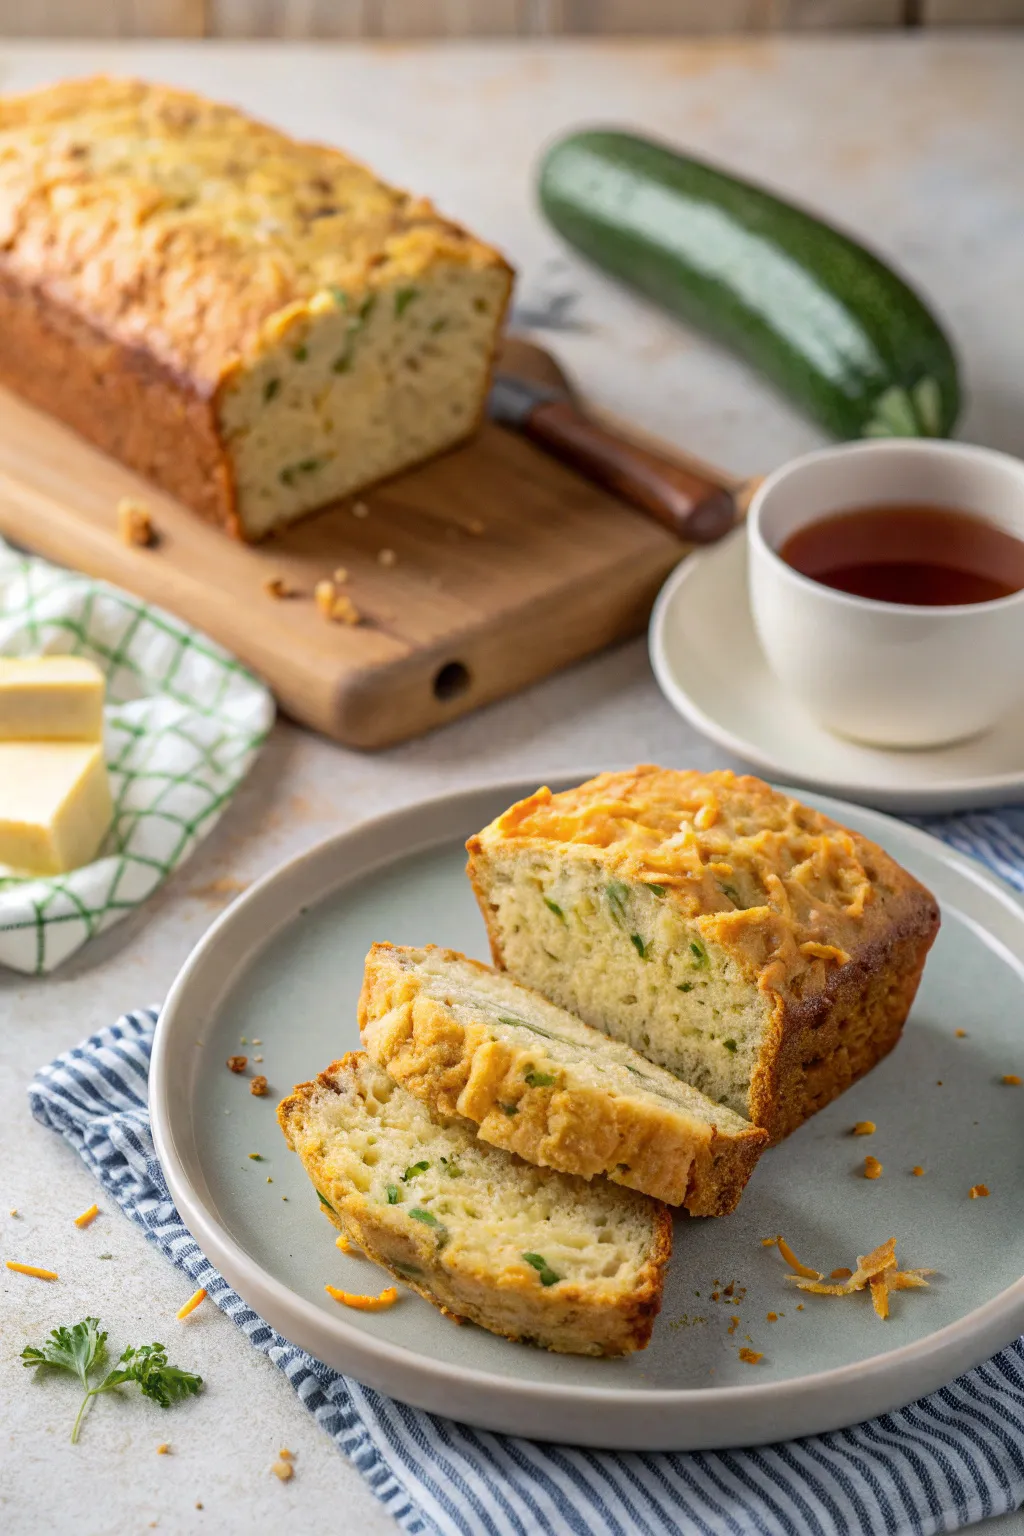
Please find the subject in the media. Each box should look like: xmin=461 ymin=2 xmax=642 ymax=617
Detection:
xmin=525 ymin=398 xmax=736 ymax=544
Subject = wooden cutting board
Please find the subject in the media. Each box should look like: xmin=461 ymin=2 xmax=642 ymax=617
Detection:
xmin=0 ymin=339 xmax=734 ymax=749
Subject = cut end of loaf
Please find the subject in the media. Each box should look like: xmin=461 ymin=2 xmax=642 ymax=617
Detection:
xmin=219 ymin=262 xmax=511 ymax=539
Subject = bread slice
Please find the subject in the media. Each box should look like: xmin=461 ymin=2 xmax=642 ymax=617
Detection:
xmin=277 ymin=1052 xmax=671 ymax=1357
xmin=467 ymin=766 xmax=940 ymax=1144
xmin=359 ymin=943 xmax=766 ymax=1215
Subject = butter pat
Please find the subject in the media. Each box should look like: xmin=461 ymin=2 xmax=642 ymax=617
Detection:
xmin=0 ymin=743 xmax=113 ymax=874
xmin=0 ymin=656 xmax=105 ymax=741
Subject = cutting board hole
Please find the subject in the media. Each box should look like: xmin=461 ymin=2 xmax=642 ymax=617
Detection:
xmin=433 ymin=661 xmax=471 ymax=703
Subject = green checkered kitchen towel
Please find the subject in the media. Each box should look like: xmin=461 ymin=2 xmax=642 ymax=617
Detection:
xmin=0 ymin=535 xmax=274 ymax=974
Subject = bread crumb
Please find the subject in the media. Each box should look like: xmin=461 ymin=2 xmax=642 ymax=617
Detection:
xmin=314 ymin=579 xmax=361 ymax=625
xmin=830 ymin=1267 xmax=853 ymax=1280
xmin=335 ymin=1232 xmax=355 ymax=1253
xmin=9 ymin=1208 xmax=18 ymax=1217
xmin=727 ymin=1315 xmax=740 ymax=1335
xmin=852 ymin=1121 xmax=876 ymax=1136
xmin=117 ymin=496 xmax=156 ymax=548
xmin=377 ymin=547 xmax=397 ymax=567
xmin=863 ymin=1155 xmax=883 ymax=1180
xmin=324 ymin=1284 xmax=399 ymax=1311
xmin=227 ymin=1056 xmax=247 ymax=1073
xmin=955 ymin=1028 xmax=967 ymax=1038
xmin=332 ymin=567 xmax=349 ymax=583
xmin=912 ymin=1165 xmax=925 ymax=1176
xmin=970 ymin=1184 xmax=990 ymax=1198
xmin=1001 ymin=1074 xmax=1022 ymax=1086
xmin=272 ymin=1460 xmax=294 ymax=1481
xmin=263 ymin=577 xmax=299 ymax=599
xmin=266 ymin=1176 xmax=273 ymax=1184
xmin=156 ymin=1443 xmax=171 ymax=1455
xmin=254 ymin=1055 xmax=264 ymax=1063
xmin=250 ymin=1075 xmax=269 ymax=1097
xmin=796 ymin=1303 xmax=804 ymax=1311
xmin=738 ymin=1348 xmax=763 ymax=1364
xmin=352 ymin=500 xmax=369 ymax=518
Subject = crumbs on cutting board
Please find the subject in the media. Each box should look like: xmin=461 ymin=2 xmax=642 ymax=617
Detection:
xmin=315 ymin=579 xmax=361 ymax=625
xmin=117 ymin=496 xmax=156 ymax=548
xmin=263 ymin=576 xmax=300 ymax=599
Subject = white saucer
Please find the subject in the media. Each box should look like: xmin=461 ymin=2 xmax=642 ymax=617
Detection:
xmin=649 ymin=530 xmax=1024 ymax=814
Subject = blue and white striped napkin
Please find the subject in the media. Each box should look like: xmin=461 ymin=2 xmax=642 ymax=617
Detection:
xmin=28 ymin=806 xmax=1024 ymax=1536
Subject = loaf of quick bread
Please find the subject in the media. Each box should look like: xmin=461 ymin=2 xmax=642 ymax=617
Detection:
xmin=359 ymin=942 xmax=766 ymax=1214
xmin=0 ymin=78 xmax=513 ymax=540
xmin=467 ymin=767 xmax=940 ymax=1144
xmin=277 ymin=1053 xmax=671 ymax=1357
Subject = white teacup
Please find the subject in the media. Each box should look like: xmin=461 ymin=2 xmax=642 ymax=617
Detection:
xmin=747 ymin=439 xmax=1024 ymax=749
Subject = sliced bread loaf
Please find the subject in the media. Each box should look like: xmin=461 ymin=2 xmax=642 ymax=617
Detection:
xmin=466 ymin=766 xmax=940 ymax=1143
xmin=277 ymin=1052 xmax=671 ymax=1357
xmin=359 ymin=943 xmax=766 ymax=1214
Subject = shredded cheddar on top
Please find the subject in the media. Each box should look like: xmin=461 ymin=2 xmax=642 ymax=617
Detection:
xmin=738 ymin=1348 xmax=763 ymax=1364
xmin=176 ymin=1287 xmax=207 ymax=1320
xmin=73 ymin=1203 xmax=100 ymax=1228
xmin=325 ymin=1284 xmax=398 ymax=1311
xmin=6 ymin=1260 xmax=58 ymax=1280
xmin=474 ymin=767 xmax=918 ymax=1004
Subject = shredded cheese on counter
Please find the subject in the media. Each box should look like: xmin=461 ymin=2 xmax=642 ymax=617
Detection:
xmin=176 ymin=1287 xmax=207 ymax=1320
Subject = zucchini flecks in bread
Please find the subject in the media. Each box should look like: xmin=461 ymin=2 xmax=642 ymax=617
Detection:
xmin=277 ymin=1053 xmax=670 ymax=1357
xmin=466 ymin=767 xmax=940 ymax=1144
xmin=358 ymin=943 xmax=766 ymax=1213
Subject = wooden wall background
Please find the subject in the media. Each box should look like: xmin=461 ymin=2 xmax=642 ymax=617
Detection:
xmin=2 ymin=0 xmax=1021 ymax=37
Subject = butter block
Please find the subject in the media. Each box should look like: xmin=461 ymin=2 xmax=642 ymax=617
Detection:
xmin=0 ymin=656 xmax=105 ymax=741
xmin=0 ymin=742 xmax=113 ymax=874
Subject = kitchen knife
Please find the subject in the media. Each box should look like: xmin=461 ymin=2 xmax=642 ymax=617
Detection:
xmin=488 ymin=371 xmax=738 ymax=544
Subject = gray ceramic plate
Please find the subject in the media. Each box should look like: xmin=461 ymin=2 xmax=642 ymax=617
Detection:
xmin=151 ymin=777 xmax=1024 ymax=1450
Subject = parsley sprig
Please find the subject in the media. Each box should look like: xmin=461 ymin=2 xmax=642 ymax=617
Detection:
xmin=21 ymin=1316 xmax=203 ymax=1443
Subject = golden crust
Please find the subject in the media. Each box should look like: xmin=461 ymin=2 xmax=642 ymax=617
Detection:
xmin=0 ymin=76 xmax=510 ymax=389
xmin=358 ymin=943 xmax=766 ymax=1215
xmin=467 ymin=766 xmax=940 ymax=1143
xmin=277 ymin=1052 xmax=671 ymax=1357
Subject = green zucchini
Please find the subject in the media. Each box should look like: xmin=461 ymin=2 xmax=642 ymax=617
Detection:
xmin=538 ymin=130 xmax=960 ymax=440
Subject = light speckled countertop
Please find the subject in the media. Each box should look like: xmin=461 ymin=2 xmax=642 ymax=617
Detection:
xmin=2 ymin=34 xmax=1023 ymax=1536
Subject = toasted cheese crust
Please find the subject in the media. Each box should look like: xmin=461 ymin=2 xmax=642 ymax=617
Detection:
xmin=277 ymin=1053 xmax=672 ymax=1357
xmin=358 ymin=943 xmax=766 ymax=1214
xmin=467 ymin=767 xmax=940 ymax=1141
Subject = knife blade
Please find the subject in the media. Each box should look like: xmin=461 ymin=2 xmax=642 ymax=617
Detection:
xmin=488 ymin=371 xmax=737 ymax=545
